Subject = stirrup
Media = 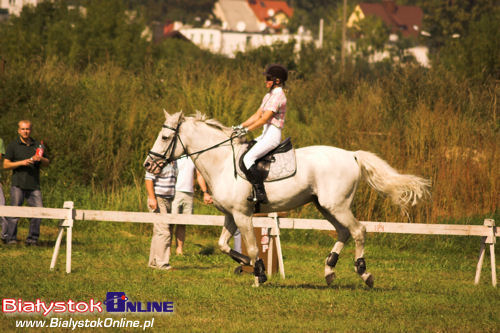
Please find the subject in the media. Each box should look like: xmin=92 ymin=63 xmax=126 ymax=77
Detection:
xmin=247 ymin=186 xmax=268 ymax=204
xmin=247 ymin=195 xmax=257 ymax=202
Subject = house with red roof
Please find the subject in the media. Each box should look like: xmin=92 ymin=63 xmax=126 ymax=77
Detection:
xmin=247 ymin=0 xmax=294 ymax=31
xmin=348 ymin=0 xmax=423 ymax=38
xmin=159 ymin=0 xmax=309 ymax=59
xmin=213 ymin=0 xmax=293 ymax=33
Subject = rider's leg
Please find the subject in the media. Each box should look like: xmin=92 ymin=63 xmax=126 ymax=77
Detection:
xmin=242 ymin=124 xmax=281 ymax=169
xmin=243 ymin=125 xmax=281 ymax=203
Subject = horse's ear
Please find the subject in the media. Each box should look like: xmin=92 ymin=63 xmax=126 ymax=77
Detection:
xmin=173 ymin=111 xmax=184 ymax=122
xmin=163 ymin=109 xmax=170 ymax=119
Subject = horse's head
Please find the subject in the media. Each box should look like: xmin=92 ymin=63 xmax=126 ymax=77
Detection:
xmin=143 ymin=110 xmax=185 ymax=174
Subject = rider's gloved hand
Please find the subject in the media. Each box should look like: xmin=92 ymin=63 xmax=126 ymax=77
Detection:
xmin=232 ymin=126 xmax=248 ymax=137
xmin=231 ymin=124 xmax=243 ymax=131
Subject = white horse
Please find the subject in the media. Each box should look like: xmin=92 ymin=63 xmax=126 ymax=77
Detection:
xmin=144 ymin=111 xmax=431 ymax=287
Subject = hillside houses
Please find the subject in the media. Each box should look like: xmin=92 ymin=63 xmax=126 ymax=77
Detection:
xmin=174 ymin=0 xmax=311 ymax=58
xmin=1 ymin=0 xmax=429 ymax=66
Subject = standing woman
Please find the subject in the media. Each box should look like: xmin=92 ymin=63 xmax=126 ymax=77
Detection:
xmin=234 ymin=64 xmax=288 ymax=204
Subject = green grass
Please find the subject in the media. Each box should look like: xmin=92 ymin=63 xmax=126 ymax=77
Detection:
xmin=0 ymin=220 xmax=498 ymax=332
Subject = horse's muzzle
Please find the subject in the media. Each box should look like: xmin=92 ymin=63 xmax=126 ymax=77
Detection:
xmin=143 ymin=156 xmax=165 ymax=174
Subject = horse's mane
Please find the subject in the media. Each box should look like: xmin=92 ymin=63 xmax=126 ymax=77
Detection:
xmin=192 ymin=111 xmax=245 ymax=142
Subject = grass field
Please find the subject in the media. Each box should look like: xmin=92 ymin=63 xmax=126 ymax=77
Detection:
xmin=0 ymin=216 xmax=498 ymax=332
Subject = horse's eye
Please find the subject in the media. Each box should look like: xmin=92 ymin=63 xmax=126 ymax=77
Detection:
xmin=162 ymin=136 xmax=168 ymax=140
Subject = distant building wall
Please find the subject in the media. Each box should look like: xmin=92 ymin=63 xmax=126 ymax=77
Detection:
xmin=179 ymin=27 xmax=313 ymax=58
xmin=0 ymin=0 xmax=40 ymax=16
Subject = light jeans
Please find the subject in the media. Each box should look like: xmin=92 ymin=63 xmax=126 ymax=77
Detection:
xmin=171 ymin=191 xmax=193 ymax=250
xmin=243 ymin=124 xmax=282 ymax=169
xmin=148 ymin=197 xmax=173 ymax=269
xmin=172 ymin=191 xmax=194 ymax=215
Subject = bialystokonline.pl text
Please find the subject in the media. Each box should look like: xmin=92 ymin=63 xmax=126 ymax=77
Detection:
xmin=15 ymin=317 xmax=155 ymax=330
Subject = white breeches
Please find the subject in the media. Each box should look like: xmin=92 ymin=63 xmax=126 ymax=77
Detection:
xmin=243 ymin=124 xmax=282 ymax=169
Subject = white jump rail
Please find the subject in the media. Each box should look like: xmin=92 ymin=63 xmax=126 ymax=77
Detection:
xmin=0 ymin=203 xmax=496 ymax=286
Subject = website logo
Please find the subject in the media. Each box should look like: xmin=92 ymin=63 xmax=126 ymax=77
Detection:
xmin=104 ymin=292 xmax=173 ymax=313
xmin=2 ymin=298 xmax=102 ymax=316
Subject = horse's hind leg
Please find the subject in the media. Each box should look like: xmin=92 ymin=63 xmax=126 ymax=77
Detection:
xmin=334 ymin=209 xmax=374 ymax=288
xmin=315 ymin=203 xmax=351 ymax=285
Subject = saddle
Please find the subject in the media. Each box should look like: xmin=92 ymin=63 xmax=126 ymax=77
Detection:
xmin=237 ymin=137 xmax=296 ymax=182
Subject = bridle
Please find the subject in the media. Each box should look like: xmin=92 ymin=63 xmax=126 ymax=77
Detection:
xmin=147 ymin=120 xmax=240 ymax=176
xmin=147 ymin=121 xmax=184 ymax=166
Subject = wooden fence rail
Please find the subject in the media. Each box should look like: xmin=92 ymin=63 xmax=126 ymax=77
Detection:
xmin=0 ymin=203 xmax=496 ymax=286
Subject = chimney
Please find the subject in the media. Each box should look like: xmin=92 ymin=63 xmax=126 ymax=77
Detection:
xmin=382 ymin=0 xmax=397 ymax=14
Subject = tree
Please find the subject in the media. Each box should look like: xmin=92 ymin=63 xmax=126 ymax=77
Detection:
xmin=69 ymin=0 xmax=148 ymax=69
xmin=0 ymin=0 xmax=76 ymax=63
xmin=128 ymin=0 xmax=217 ymax=26
xmin=0 ymin=0 xmax=150 ymax=69
xmin=350 ymin=15 xmax=390 ymax=60
xmin=438 ymin=8 xmax=500 ymax=82
xmin=420 ymin=0 xmax=497 ymax=52
xmin=287 ymin=0 xmax=340 ymax=35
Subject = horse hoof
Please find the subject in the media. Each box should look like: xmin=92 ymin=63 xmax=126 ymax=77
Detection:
xmin=325 ymin=272 xmax=336 ymax=286
xmin=363 ymin=273 xmax=374 ymax=288
xmin=258 ymin=273 xmax=267 ymax=284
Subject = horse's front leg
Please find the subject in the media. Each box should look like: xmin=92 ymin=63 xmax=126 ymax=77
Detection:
xmin=234 ymin=212 xmax=267 ymax=287
xmin=218 ymin=215 xmax=250 ymax=265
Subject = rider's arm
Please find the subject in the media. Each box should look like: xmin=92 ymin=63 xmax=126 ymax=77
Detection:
xmin=241 ymin=109 xmax=263 ymax=128
xmin=246 ymin=110 xmax=274 ymax=131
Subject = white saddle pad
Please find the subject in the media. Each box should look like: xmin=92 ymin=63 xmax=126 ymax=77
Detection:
xmin=236 ymin=144 xmax=297 ymax=182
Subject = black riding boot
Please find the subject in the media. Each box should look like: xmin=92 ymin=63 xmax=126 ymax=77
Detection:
xmin=245 ymin=165 xmax=269 ymax=204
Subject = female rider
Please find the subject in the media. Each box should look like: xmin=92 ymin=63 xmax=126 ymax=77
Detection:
xmin=233 ymin=64 xmax=288 ymax=204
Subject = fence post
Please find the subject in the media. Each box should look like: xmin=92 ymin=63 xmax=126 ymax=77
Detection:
xmin=269 ymin=212 xmax=285 ymax=279
xmin=49 ymin=201 xmax=74 ymax=273
xmin=474 ymin=219 xmax=496 ymax=287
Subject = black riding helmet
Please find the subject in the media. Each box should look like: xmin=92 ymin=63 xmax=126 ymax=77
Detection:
xmin=264 ymin=64 xmax=288 ymax=86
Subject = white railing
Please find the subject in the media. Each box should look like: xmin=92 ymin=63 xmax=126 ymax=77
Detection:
xmin=0 ymin=202 xmax=496 ymax=286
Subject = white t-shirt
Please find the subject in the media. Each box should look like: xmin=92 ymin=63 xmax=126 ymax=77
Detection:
xmin=175 ymin=156 xmax=196 ymax=193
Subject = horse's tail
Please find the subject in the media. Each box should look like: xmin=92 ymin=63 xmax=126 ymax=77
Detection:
xmin=354 ymin=150 xmax=431 ymax=211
